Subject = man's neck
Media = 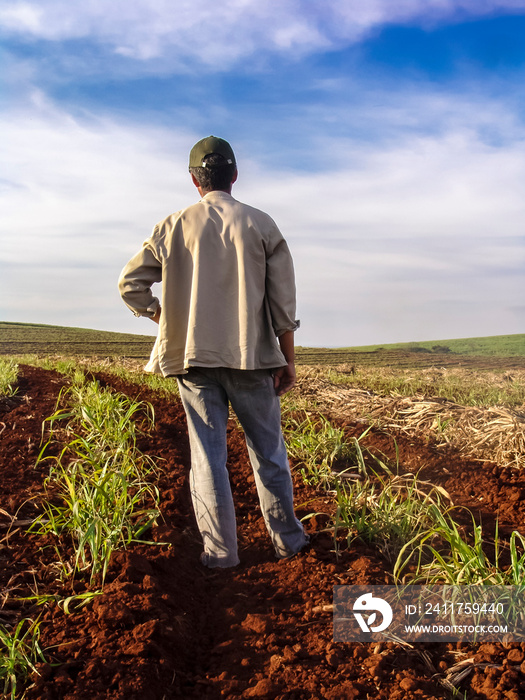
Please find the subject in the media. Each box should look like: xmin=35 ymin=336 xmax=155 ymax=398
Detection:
xmin=201 ymin=187 xmax=233 ymax=196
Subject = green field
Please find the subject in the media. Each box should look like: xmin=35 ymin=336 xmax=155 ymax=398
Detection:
xmin=296 ymin=333 xmax=525 ymax=369
xmin=329 ymin=333 xmax=525 ymax=356
xmin=2 ymin=321 xmax=525 ymax=369
xmin=0 ymin=321 xmax=157 ymax=359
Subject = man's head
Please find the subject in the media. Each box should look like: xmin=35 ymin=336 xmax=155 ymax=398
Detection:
xmin=189 ymin=136 xmax=237 ymax=194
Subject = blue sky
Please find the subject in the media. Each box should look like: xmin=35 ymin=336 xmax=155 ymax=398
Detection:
xmin=1 ymin=0 xmax=525 ymax=347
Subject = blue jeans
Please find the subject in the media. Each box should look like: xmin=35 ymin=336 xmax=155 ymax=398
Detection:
xmin=176 ymin=367 xmax=308 ymax=567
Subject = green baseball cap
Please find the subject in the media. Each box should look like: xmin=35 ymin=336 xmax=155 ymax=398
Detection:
xmin=189 ymin=136 xmax=236 ymax=169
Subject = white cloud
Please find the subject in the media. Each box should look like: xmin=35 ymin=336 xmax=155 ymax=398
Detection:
xmin=2 ymin=0 xmax=525 ymax=68
xmin=236 ymin=91 xmax=525 ymax=344
xmin=0 ymin=2 xmax=42 ymax=33
xmin=1 ymin=91 xmax=195 ymax=258
xmin=292 ymin=236 xmax=524 ymax=346
xmin=0 ymin=94 xmax=195 ymax=334
xmin=244 ymin=126 xmax=525 ymax=241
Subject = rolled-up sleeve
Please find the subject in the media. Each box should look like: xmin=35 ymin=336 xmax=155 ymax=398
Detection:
xmin=265 ymin=237 xmax=300 ymax=337
xmin=118 ymin=243 xmax=162 ymax=318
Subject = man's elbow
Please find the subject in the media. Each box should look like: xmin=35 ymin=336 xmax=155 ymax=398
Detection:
xmin=118 ymin=270 xmax=139 ymax=306
xmin=117 ymin=267 xmax=131 ymax=296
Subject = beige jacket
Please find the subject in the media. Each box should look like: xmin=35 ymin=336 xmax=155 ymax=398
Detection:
xmin=118 ymin=191 xmax=299 ymax=376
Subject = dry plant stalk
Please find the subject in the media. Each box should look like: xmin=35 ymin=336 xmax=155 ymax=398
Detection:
xmin=294 ymin=366 xmax=525 ymax=469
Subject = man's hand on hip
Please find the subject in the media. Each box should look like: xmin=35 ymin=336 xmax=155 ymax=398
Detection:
xmin=152 ymin=306 xmax=161 ymax=324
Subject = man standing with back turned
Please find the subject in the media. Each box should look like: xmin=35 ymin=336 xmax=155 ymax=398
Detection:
xmin=119 ymin=136 xmax=308 ymax=568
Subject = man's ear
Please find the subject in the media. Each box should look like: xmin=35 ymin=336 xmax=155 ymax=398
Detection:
xmin=232 ymin=168 xmax=238 ymax=185
xmin=191 ymin=172 xmax=204 ymax=196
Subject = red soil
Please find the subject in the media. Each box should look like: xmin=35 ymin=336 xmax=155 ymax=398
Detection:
xmin=1 ymin=364 xmax=525 ymax=699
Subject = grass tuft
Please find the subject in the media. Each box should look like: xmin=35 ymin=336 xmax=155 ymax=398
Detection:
xmin=0 ymin=359 xmax=19 ymax=397
xmin=334 ymin=466 xmax=450 ymax=563
xmin=33 ymin=376 xmax=161 ymax=583
xmin=394 ymin=507 xmax=525 ymax=585
xmin=0 ymin=619 xmax=47 ymax=700
xmin=282 ymin=410 xmax=357 ymax=487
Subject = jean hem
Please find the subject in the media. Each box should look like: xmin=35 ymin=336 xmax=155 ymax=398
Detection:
xmin=200 ymin=551 xmax=240 ymax=569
